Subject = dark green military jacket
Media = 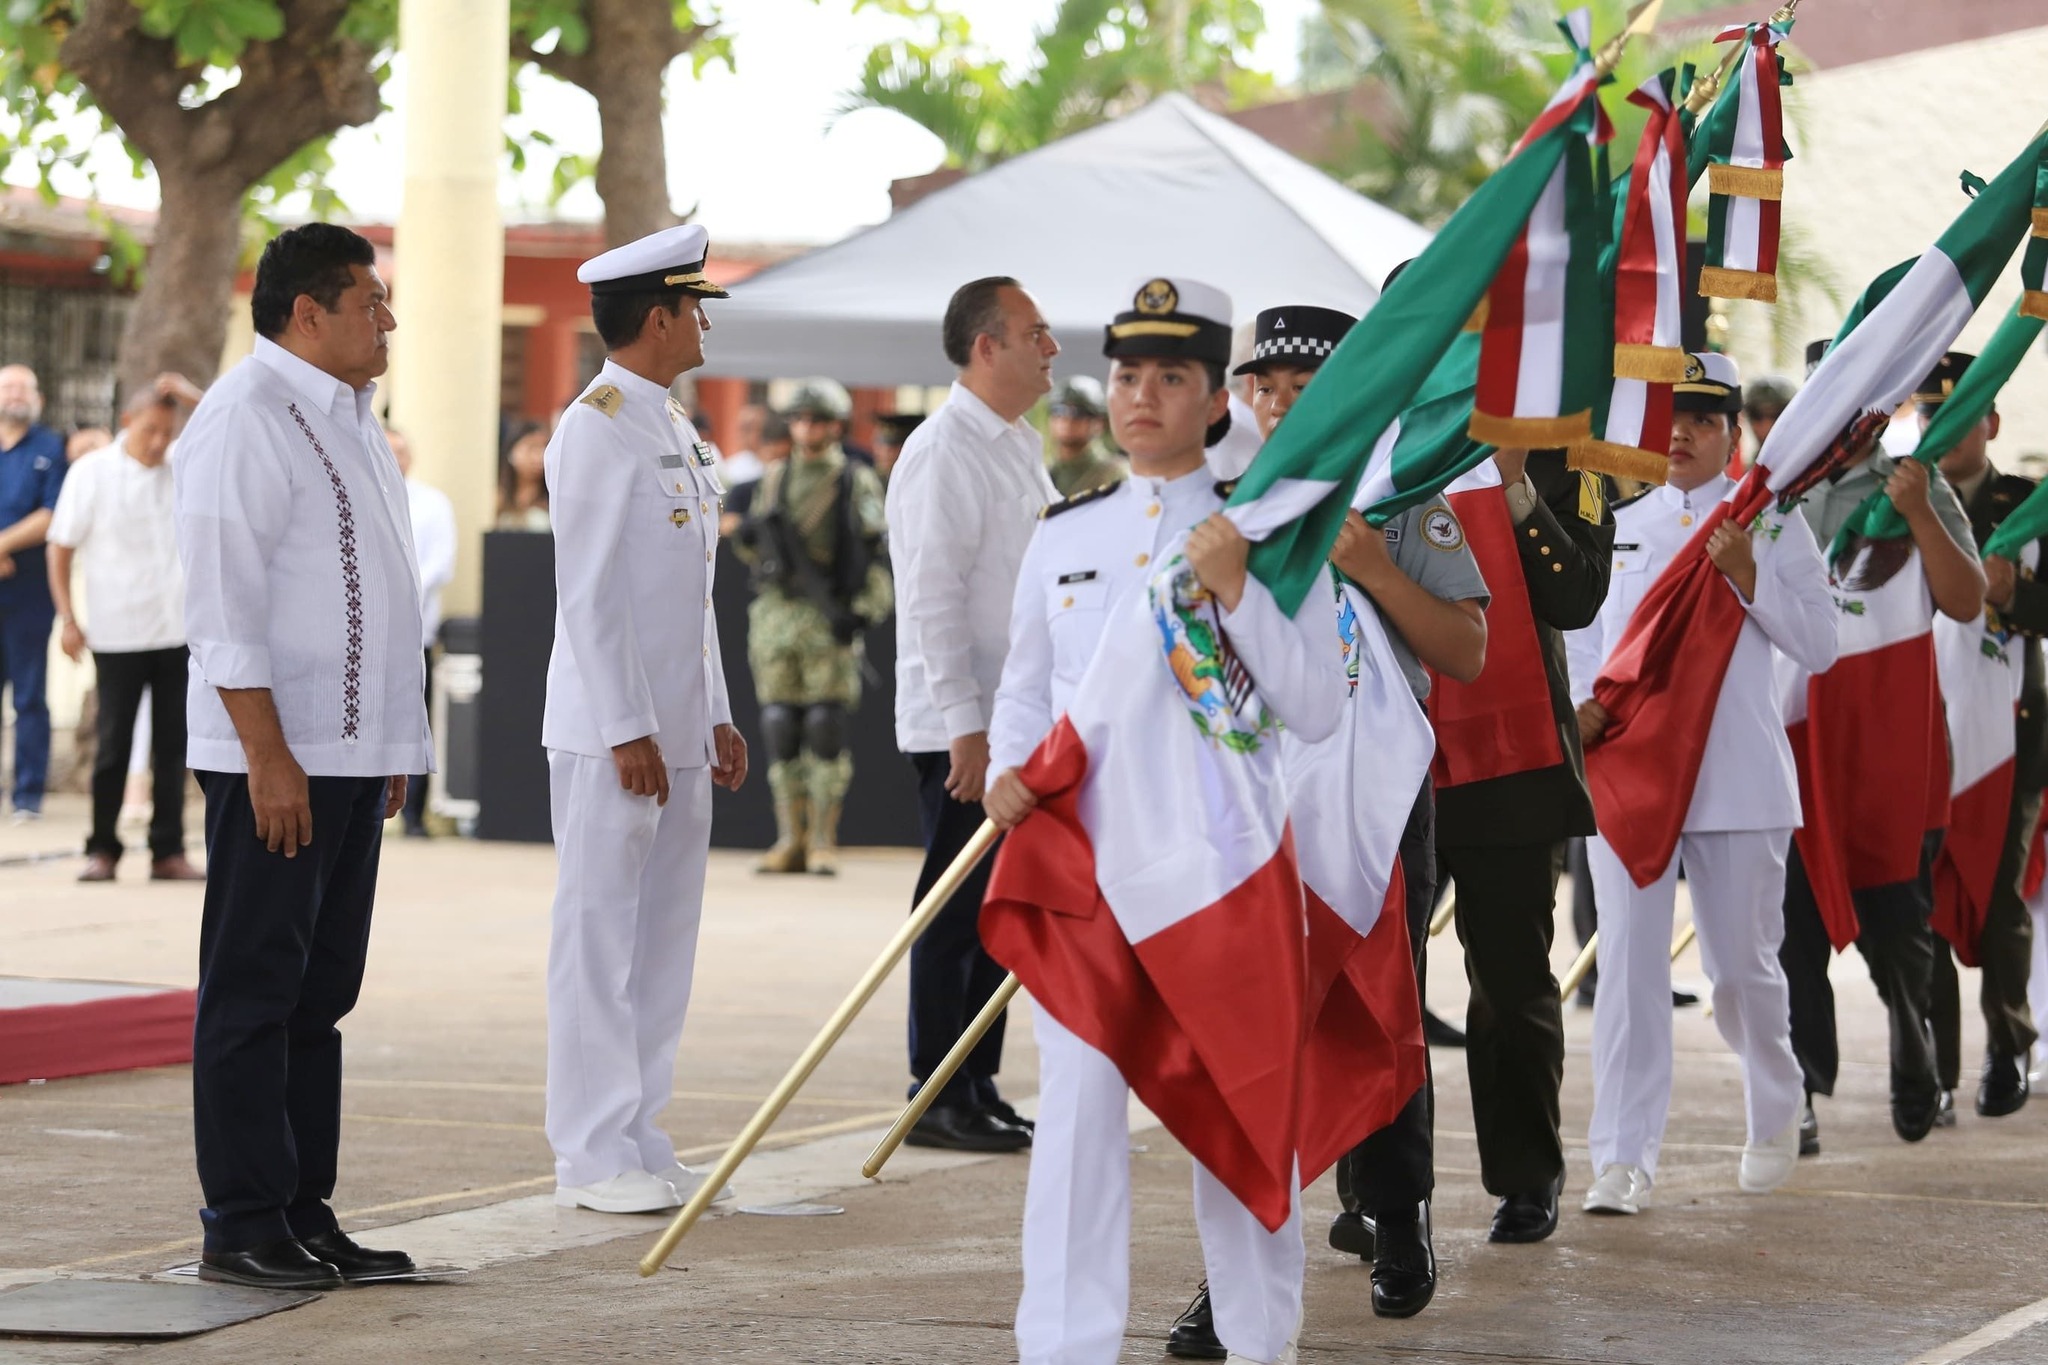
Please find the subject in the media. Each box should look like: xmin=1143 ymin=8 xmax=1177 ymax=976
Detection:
xmin=1965 ymin=465 xmax=2048 ymax=791
xmin=1435 ymin=449 xmax=1616 ymax=848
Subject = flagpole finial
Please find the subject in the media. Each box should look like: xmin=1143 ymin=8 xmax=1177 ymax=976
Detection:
xmin=1595 ymin=0 xmax=1665 ymax=77
xmin=1683 ymin=37 xmax=1744 ymax=114
xmin=1771 ymin=0 xmax=1801 ymax=25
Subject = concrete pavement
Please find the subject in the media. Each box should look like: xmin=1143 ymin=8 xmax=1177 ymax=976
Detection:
xmin=3 ymin=793 xmax=2045 ymax=1363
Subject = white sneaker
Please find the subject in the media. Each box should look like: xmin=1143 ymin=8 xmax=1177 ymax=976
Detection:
xmin=1738 ymin=1114 xmax=1801 ymax=1194
xmin=655 ymin=1162 xmax=734 ymax=1204
xmin=10 ymin=808 xmax=41 ymax=824
xmin=554 ymin=1170 xmax=685 ymax=1213
xmin=1581 ymin=1163 xmax=1651 ymax=1215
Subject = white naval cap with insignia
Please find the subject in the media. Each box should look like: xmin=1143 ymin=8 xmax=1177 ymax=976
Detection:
xmin=576 ymin=222 xmax=730 ymax=299
xmin=1672 ymin=351 xmax=1742 ymax=414
xmin=1103 ymin=276 xmax=1234 ymax=367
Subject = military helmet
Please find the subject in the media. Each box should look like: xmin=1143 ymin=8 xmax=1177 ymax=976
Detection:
xmin=783 ymin=378 xmax=853 ymax=422
xmin=1049 ymin=375 xmax=1106 ymax=418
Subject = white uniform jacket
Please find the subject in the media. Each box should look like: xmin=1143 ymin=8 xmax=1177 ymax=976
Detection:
xmin=989 ymin=468 xmax=1346 ymax=773
xmin=1565 ymin=473 xmax=1838 ymax=833
xmin=542 ymin=362 xmax=731 ymax=766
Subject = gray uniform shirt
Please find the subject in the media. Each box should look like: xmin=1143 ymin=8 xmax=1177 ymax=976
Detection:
xmin=1793 ymin=453 xmax=1978 ymax=557
xmin=1370 ymin=496 xmax=1491 ymax=700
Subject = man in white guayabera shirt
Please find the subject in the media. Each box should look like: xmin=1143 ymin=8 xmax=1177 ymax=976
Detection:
xmin=175 ymin=224 xmax=430 ymax=1292
xmin=884 ymin=276 xmax=1059 ymax=1152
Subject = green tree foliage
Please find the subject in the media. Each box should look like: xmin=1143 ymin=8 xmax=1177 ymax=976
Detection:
xmin=837 ymin=0 xmax=1270 ymax=172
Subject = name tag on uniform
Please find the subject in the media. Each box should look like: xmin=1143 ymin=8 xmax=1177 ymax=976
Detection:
xmin=692 ymin=441 xmax=717 ymax=468
xmin=1383 ymin=526 xmax=1402 ymax=545
xmin=1614 ymin=542 xmax=1640 ymax=552
xmin=659 ymin=453 xmax=688 ymax=469
xmin=1058 ymin=570 xmax=1097 ymax=585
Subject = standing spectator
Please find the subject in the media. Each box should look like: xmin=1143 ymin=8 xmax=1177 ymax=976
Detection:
xmin=0 ymin=363 xmax=66 ymax=822
xmin=48 ymin=386 xmax=203 ymax=881
xmin=871 ymin=412 xmax=923 ymax=483
xmin=497 ymin=421 xmax=551 ymax=529
xmin=68 ymin=427 xmax=113 ymax=463
xmin=1043 ymin=376 xmax=1120 ymax=498
xmin=718 ymin=402 xmax=767 ymax=487
xmin=175 ymin=223 xmax=427 ymax=1288
xmin=387 ymin=425 xmax=456 ymax=837
xmin=1738 ymin=375 xmax=1797 ymax=472
xmin=884 ymin=275 xmax=1057 ymax=1149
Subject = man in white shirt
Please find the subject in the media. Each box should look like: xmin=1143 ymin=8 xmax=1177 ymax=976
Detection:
xmin=885 ymin=275 xmax=1058 ymax=1151
xmin=542 ymin=224 xmax=749 ymax=1215
xmin=386 ymin=426 xmax=456 ymax=837
xmin=175 ymin=224 xmax=430 ymax=1291
xmin=49 ymin=384 xmax=203 ymax=882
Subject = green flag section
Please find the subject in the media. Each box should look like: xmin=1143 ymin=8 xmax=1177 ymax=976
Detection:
xmin=1823 ymin=130 xmax=2048 ymax=561
xmin=1227 ymin=81 xmax=1591 ymax=617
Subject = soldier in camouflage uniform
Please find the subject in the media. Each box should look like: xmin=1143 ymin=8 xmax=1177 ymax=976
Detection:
xmin=734 ymin=379 xmax=892 ymax=875
xmin=1044 ymin=375 xmax=1123 ymax=498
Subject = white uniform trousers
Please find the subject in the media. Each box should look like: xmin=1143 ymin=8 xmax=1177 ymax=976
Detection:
xmin=1017 ymin=1010 xmax=1302 ymax=1365
xmin=545 ymin=750 xmax=713 ymax=1188
xmin=1585 ymin=829 xmax=1805 ymax=1181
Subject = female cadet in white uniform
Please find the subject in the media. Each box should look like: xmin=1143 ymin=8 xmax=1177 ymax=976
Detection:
xmin=1567 ymin=353 xmax=1838 ymax=1213
xmin=542 ymin=225 xmax=750 ymax=1214
xmin=984 ymin=277 xmax=1346 ymax=1365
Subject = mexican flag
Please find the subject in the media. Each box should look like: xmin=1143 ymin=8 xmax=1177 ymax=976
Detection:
xmin=1588 ymin=125 xmax=2048 ymax=897
xmin=979 ymin=34 xmax=1607 ymax=1230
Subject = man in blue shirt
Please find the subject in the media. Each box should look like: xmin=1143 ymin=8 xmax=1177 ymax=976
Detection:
xmin=0 ymin=364 xmax=68 ymax=820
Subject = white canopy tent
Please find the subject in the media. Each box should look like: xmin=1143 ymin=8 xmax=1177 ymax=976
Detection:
xmin=699 ymin=94 xmax=1433 ymax=386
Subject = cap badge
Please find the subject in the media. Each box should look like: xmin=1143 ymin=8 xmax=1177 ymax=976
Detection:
xmin=1273 ymin=314 xmax=1287 ymax=330
xmin=1683 ymin=356 xmax=1706 ymax=383
xmin=1135 ymin=279 xmax=1179 ymax=315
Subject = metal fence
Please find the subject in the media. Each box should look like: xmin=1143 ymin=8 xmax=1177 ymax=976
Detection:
xmin=0 ymin=272 xmax=130 ymax=432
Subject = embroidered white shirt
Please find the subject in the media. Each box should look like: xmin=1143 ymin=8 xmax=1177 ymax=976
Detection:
xmin=886 ymin=381 xmax=1057 ymax=753
xmin=175 ymin=338 xmax=430 ymax=777
xmin=46 ymin=433 xmax=186 ymax=653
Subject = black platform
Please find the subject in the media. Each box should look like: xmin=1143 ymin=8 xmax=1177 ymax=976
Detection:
xmin=474 ymin=530 xmax=921 ymax=850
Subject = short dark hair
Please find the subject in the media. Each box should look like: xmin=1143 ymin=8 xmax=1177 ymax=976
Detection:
xmin=250 ymin=224 xmax=377 ymax=340
xmin=592 ymin=288 xmax=687 ymax=351
xmin=942 ymin=275 xmax=1020 ymax=369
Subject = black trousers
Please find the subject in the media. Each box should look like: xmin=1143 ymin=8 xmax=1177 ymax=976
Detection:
xmin=1780 ymin=831 xmax=1943 ymax=1100
xmin=1932 ymin=787 xmax=2043 ymax=1085
xmin=1439 ymin=839 xmax=1567 ymax=1197
xmin=192 ymin=770 xmax=388 ymax=1252
xmin=87 ymin=646 xmax=189 ymax=861
xmin=905 ymin=751 xmax=1010 ymax=1107
xmin=403 ymin=647 xmax=433 ymax=833
xmin=1336 ymin=777 xmax=1435 ymax=1218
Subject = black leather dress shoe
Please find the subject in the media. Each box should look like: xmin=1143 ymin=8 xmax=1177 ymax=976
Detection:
xmin=1799 ymin=1099 xmax=1820 ymax=1157
xmin=198 ymin=1240 xmax=343 ymax=1290
xmin=1328 ymin=1208 xmax=1376 ymax=1260
xmin=1933 ymin=1089 xmax=1957 ymax=1128
xmin=1422 ymin=1010 xmax=1467 ymax=1048
xmin=1671 ymin=989 xmax=1699 ymax=1008
xmin=983 ymin=1096 xmax=1035 ymax=1135
xmin=1892 ymin=1087 xmax=1940 ymax=1142
xmin=905 ymin=1102 xmax=1031 ymax=1152
xmin=1371 ymin=1202 xmax=1436 ymax=1318
xmin=1488 ymin=1174 xmax=1563 ymax=1244
xmin=1978 ymin=1051 xmax=2031 ymax=1117
xmin=298 ymin=1229 xmax=415 ymax=1281
xmin=1166 ymin=1281 xmax=1226 ymax=1360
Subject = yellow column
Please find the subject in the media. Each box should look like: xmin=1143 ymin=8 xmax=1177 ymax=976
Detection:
xmin=391 ymin=0 xmax=508 ymax=617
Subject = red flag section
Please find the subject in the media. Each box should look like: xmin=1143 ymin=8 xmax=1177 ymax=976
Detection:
xmin=1932 ymin=759 xmax=2015 ymax=967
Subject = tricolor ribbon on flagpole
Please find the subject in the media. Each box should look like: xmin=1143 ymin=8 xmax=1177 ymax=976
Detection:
xmin=1699 ymin=18 xmax=1792 ymax=302
xmin=1575 ymin=72 xmax=1690 ymax=484
xmin=2024 ymin=152 xmax=2048 ymax=319
xmin=1467 ymin=10 xmax=1611 ymax=451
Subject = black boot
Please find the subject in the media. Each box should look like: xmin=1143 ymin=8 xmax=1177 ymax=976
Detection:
xmin=1371 ymin=1202 xmax=1436 ymax=1318
xmin=1978 ymin=1051 xmax=2031 ymax=1117
xmin=1166 ymin=1281 xmax=1225 ymax=1360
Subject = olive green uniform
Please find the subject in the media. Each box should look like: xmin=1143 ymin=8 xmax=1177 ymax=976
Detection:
xmin=1045 ymin=446 xmax=1124 ymax=500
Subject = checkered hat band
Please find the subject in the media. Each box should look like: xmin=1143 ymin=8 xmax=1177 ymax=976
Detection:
xmin=1252 ymin=336 xmax=1338 ymax=361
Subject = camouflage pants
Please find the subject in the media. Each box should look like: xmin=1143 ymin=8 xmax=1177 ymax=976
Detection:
xmin=748 ymin=592 xmax=859 ymax=844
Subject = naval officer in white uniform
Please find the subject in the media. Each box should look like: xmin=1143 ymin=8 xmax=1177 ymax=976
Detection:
xmin=543 ymin=224 xmax=750 ymax=1214
xmin=985 ymin=277 xmax=1347 ymax=1365
xmin=1567 ymin=353 xmax=1837 ymax=1214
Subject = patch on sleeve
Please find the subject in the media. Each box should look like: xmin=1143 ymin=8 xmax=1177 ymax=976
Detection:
xmin=1577 ymin=470 xmax=1606 ymax=524
xmin=1422 ymin=506 xmax=1465 ymax=551
xmin=580 ymin=384 xmax=624 ymax=418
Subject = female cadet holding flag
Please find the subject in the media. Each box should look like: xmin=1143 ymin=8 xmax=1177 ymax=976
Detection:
xmin=982 ymin=277 xmax=1348 ymax=1365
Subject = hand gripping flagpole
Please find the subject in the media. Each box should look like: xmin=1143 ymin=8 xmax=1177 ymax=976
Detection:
xmin=863 ymin=972 xmax=1022 ymax=1178
xmin=638 ymin=818 xmax=1001 ymax=1276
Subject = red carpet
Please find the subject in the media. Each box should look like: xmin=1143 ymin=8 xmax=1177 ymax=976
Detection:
xmin=0 ymin=980 xmax=195 ymax=1084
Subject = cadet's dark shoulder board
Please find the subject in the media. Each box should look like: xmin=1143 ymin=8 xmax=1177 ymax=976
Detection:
xmin=1610 ymin=484 xmax=1653 ymax=514
xmin=1992 ymin=473 xmax=2038 ymax=509
xmin=1213 ymin=478 xmax=1239 ymax=499
xmin=1041 ymin=483 xmax=1119 ymax=520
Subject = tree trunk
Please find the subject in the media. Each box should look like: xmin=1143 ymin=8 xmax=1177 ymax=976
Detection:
xmin=113 ymin=174 xmax=249 ymax=394
xmin=527 ymin=0 xmax=702 ymax=248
